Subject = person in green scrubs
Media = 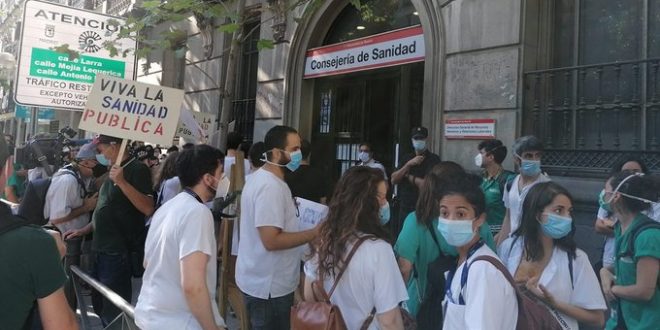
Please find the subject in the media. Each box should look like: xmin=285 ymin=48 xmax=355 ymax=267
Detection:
xmin=475 ymin=139 xmax=516 ymax=236
xmin=599 ymin=171 xmax=660 ymax=330
xmin=394 ymin=162 xmax=495 ymax=316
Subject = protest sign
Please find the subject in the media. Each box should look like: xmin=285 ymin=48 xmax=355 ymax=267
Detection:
xmin=79 ymin=75 xmax=184 ymax=145
xmin=295 ymin=197 xmax=329 ymax=231
xmin=177 ymin=109 xmax=216 ymax=143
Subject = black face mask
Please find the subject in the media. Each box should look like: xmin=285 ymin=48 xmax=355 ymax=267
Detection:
xmin=92 ymin=164 xmax=108 ymax=178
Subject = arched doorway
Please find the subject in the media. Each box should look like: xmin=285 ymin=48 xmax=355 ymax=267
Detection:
xmin=285 ymin=0 xmax=445 ymax=193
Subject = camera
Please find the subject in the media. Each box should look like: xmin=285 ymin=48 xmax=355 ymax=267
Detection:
xmin=15 ymin=126 xmax=78 ymax=170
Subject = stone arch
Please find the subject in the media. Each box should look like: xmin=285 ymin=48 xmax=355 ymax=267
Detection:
xmin=283 ymin=0 xmax=445 ymax=150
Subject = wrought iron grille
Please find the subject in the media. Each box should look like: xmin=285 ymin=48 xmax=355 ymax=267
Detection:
xmin=523 ymin=58 xmax=660 ymax=175
xmin=232 ymin=99 xmax=255 ymax=143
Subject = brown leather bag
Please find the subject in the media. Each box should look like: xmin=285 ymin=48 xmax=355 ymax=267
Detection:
xmin=291 ymin=236 xmax=374 ymax=330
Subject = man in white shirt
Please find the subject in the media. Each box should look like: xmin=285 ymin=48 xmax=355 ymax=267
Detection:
xmin=495 ymin=135 xmax=551 ymax=245
xmin=44 ymin=142 xmax=99 ymax=309
xmin=236 ymin=125 xmax=319 ymax=330
xmin=356 ymin=142 xmax=387 ymax=180
xmin=136 ymin=144 xmax=226 ymax=330
xmin=225 ymin=131 xmax=252 ymax=180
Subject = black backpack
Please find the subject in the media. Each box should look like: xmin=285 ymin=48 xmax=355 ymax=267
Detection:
xmin=17 ymin=169 xmax=86 ymax=226
xmin=497 ymin=170 xmax=516 ymax=198
xmin=416 ymin=222 xmax=457 ymax=329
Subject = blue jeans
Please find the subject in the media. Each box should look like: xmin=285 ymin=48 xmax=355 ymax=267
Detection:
xmin=91 ymin=252 xmax=132 ymax=325
xmin=243 ymin=292 xmax=294 ymax=330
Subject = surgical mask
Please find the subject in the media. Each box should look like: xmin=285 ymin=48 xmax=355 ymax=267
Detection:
xmin=263 ymin=149 xmax=303 ymax=172
xmin=598 ymin=190 xmax=612 ymax=212
xmin=96 ymin=154 xmax=110 ymax=166
xmin=358 ymin=152 xmax=371 ymax=163
xmin=474 ymin=153 xmax=483 ymax=167
xmin=379 ymin=202 xmax=390 ymax=225
xmin=517 ymin=155 xmax=541 ymax=177
xmin=215 ymin=175 xmax=230 ymax=199
xmin=540 ymin=213 xmax=573 ymax=239
xmin=436 ymin=217 xmax=475 ymax=247
xmin=412 ymin=139 xmax=426 ymax=152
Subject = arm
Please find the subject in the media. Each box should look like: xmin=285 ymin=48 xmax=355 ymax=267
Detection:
xmin=62 ymin=222 xmax=93 ymax=240
xmin=257 ymin=225 xmax=318 ymax=251
xmin=4 ymin=185 xmax=18 ymax=203
xmin=111 ymin=166 xmax=155 ymax=217
xmin=375 ymin=307 xmax=404 ymax=330
xmin=495 ymin=209 xmax=511 ymax=246
xmin=594 ymin=217 xmax=615 ymax=236
xmin=50 ymin=194 xmax=98 ymax=225
xmin=549 ymin=295 xmax=605 ymax=327
xmin=398 ymin=257 xmax=413 ymax=284
xmin=181 ymin=252 xmax=225 ymax=330
xmin=303 ymin=276 xmax=315 ymax=302
xmin=391 ymin=156 xmax=424 ymax=185
xmin=611 ymin=257 xmax=659 ymax=302
xmin=38 ymin=288 xmax=79 ymax=330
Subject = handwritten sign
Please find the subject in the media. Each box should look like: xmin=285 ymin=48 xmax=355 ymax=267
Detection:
xmin=444 ymin=119 xmax=496 ymax=140
xmin=295 ymin=197 xmax=328 ymax=231
xmin=177 ymin=109 xmax=216 ymax=143
xmin=79 ymin=75 xmax=184 ymax=145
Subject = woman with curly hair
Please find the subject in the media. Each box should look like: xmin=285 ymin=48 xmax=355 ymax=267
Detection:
xmin=303 ymin=166 xmax=408 ymax=330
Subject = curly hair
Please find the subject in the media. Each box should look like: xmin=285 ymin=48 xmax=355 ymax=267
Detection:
xmin=514 ymin=181 xmax=577 ymax=261
xmin=316 ymin=166 xmax=389 ymax=278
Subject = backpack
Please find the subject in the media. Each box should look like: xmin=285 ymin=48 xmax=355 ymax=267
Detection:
xmin=496 ymin=170 xmax=516 ymax=199
xmin=619 ymin=217 xmax=660 ymax=259
xmin=464 ymin=255 xmax=564 ymax=330
xmin=17 ymin=169 xmax=86 ymax=226
xmin=416 ymin=223 xmax=456 ymax=329
xmin=291 ymin=235 xmax=374 ymax=330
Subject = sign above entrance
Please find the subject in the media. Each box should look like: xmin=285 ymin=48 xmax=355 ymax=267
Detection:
xmin=444 ymin=119 xmax=496 ymax=140
xmin=14 ymin=0 xmax=137 ymax=111
xmin=304 ymin=26 xmax=424 ymax=79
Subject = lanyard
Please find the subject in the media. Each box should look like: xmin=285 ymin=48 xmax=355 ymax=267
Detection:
xmin=445 ymin=240 xmax=484 ymax=305
xmin=183 ymin=188 xmax=204 ymax=204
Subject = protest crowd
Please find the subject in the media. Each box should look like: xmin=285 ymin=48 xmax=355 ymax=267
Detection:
xmin=0 ymin=124 xmax=658 ymax=330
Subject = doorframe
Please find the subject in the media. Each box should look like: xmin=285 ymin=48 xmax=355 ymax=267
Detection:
xmin=284 ymin=0 xmax=446 ymax=153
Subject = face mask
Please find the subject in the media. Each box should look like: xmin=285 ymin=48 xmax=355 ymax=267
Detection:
xmin=474 ymin=153 xmax=483 ymax=167
xmin=540 ymin=213 xmax=573 ymax=239
xmin=358 ymin=152 xmax=371 ymax=163
xmin=96 ymin=154 xmax=110 ymax=166
xmin=379 ymin=202 xmax=390 ymax=225
xmin=263 ymin=149 xmax=303 ymax=172
xmin=437 ymin=217 xmax=475 ymax=247
xmin=519 ymin=157 xmax=542 ymax=177
xmin=412 ymin=139 xmax=426 ymax=152
xmin=215 ymin=175 xmax=230 ymax=199
xmin=598 ymin=190 xmax=612 ymax=212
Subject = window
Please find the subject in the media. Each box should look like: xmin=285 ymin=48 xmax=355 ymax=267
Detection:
xmin=231 ymin=20 xmax=259 ymax=144
xmin=523 ymin=0 xmax=660 ymax=175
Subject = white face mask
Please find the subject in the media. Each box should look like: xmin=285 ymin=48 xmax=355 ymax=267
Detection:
xmin=358 ymin=152 xmax=371 ymax=163
xmin=474 ymin=153 xmax=483 ymax=167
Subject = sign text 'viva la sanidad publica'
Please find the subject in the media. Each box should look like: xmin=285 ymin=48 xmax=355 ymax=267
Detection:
xmin=79 ymin=75 xmax=184 ymax=145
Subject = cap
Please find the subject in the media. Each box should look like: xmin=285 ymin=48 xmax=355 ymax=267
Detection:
xmin=411 ymin=127 xmax=428 ymax=139
xmin=135 ymin=145 xmax=157 ymax=161
xmin=76 ymin=142 xmax=97 ymax=160
xmin=94 ymin=135 xmax=122 ymax=145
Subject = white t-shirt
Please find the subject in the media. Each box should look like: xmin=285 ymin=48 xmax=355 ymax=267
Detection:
xmin=443 ymin=244 xmax=518 ymax=330
xmin=43 ymin=169 xmax=89 ymax=233
xmin=158 ymin=176 xmax=182 ymax=207
xmin=357 ymin=159 xmax=387 ymax=179
xmin=28 ymin=166 xmax=52 ymax=181
xmin=304 ymin=237 xmax=408 ymax=330
xmin=502 ymin=174 xmax=551 ymax=235
xmin=498 ymin=237 xmax=606 ymax=330
xmin=135 ymin=192 xmax=225 ymax=330
xmin=236 ymin=168 xmax=303 ymax=299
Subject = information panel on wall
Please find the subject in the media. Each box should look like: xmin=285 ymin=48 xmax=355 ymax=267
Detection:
xmin=444 ymin=119 xmax=496 ymax=140
xmin=14 ymin=0 xmax=137 ymax=111
xmin=304 ymin=26 xmax=425 ymax=79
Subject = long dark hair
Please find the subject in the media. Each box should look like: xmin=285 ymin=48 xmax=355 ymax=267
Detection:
xmin=155 ymin=151 xmax=179 ymax=190
xmin=416 ymin=161 xmax=465 ymax=226
xmin=316 ymin=166 xmax=389 ymax=277
xmin=514 ymin=182 xmax=577 ymax=261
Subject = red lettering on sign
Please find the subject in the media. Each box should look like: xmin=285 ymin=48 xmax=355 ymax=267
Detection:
xmin=121 ymin=117 xmax=131 ymax=130
xmin=154 ymin=123 xmax=164 ymax=135
xmin=83 ymin=109 xmax=95 ymax=121
xmin=109 ymin=114 xmax=119 ymax=127
xmin=141 ymin=120 xmax=151 ymax=133
xmin=96 ymin=113 xmax=108 ymax=125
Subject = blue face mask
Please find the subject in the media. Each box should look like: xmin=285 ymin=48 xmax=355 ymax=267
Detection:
xmin=436 ymin=217 xmax=475 ymax=247
xmin=379 ymin=202 xmax=390 ymax=225
xmin=96 ymin=154 xmax=110 ymax=166
xmin=412 ymin=139 xmax=426 ymax=152
xmin=520 ymin=159 xmax=542 ymax=177
xmin=598 ymin=190 xmax=612 ymax=212
xmin=285 ymin=150 xmax=303 ymax=172
xmin=540 ymin=213 xmax=573 ymax=239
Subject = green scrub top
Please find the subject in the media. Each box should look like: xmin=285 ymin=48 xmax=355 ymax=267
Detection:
xmin=480 ymin=170 xmax=516 ymax=231
xmin=605 ymin=213 xmax=660 ymax=330
xmin=394 ymin=211 xmax=495 ymax=315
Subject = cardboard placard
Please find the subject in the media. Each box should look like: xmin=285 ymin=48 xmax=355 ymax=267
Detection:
xmin=79 ymin=75 xmax=184 ymax=145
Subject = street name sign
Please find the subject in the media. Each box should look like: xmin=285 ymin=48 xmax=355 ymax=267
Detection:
xmin=14 ymin=0 xmax=136 ymax=111
xmin=79 ymin=75 xmax=184 ymax=145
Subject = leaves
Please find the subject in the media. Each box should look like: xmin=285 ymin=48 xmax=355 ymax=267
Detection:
xmin=50 ymin=44 xmax=79 ymax=60
xmin=141 ymin=0 xmax=161 ymax=10
xmin=256 ymin=39 xmax=274 ymax=51
xmin=218 ymin=23 xmax=240 ymax=33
